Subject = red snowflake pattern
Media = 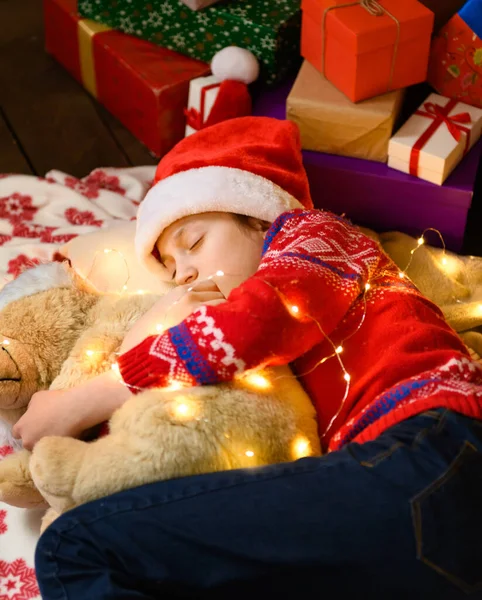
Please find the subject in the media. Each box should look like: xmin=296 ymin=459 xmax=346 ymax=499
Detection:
xmin=0 ymin=559 xmax=39 ymax=599
xmin=0 ymin=194 xmax=37 ymax=224
xmin=0 ymin=511 xmax=6 ymax=535
xmin=7 ymin=255 xmax=41 ymax=279
xmin=0 ymin=446 xmax=13 ymax=458
xmin=63 ymin=176 xmax=100 ymax=199
xmin=64 ymin=208 xmax=102 ymax=227
xmin=11 ymin=223 xmax=53 ymax=240
xmin=0 ymin=235 xmax=12 ymax=246
xmin=85 ymin=170 xmax=126 ymax=195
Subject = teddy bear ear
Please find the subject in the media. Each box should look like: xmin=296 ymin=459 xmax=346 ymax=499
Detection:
xmin=0 ymin=261 xmax=77 ymax=311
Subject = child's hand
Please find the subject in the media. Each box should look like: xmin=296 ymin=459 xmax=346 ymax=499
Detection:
xmin=12 ymin=388 xmax=87 ymax=451
xmin=12 ymin=371 xmax=132 ymax=451
xmin=120 ymin=280 xmax=226 ymax=354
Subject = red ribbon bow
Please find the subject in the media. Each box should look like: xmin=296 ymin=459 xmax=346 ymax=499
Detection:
xmin=184 ymin=82 xmax=222 ymax=132
xmin=409 ymin=98 xmax=472 ymax=177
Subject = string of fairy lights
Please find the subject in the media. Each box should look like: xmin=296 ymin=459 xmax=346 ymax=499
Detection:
xmin=2 ymin=227 xmax=482 ymax=460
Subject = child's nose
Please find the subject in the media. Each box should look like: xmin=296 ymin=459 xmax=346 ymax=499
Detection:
xmin=176 ymin=266 xmax=198 ymax=286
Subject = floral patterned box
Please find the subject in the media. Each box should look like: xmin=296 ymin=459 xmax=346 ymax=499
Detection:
xmin=428 ymin=0 xmax=482 ymax=108
xmin=77 ymin=0 xmax=302 ymax=85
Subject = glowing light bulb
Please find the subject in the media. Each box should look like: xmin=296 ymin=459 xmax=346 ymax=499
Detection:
xmin=242 ymin=372 xmax=272 ymax=390
xmin=442 ymin=257 xmax=448 ymax=265
xmin=365 ymin=283 xmax=371 ymax=291
xmin=399 ymin=272 xmax=405 ymax=279
xmin=335 ymin=346 xmax=343 ymax=354
xmin=478 ymin=304 xmax=482 ymax=314
xmin=171 ymin=396 xmax=199 ymax=420
xmin=289 ymin=305 xmax=300 ymax=316
xmin=245 ymin=450 xmax=255 ymax=458
xmin=85 ymin=349 xmax=94 ymax=357
xmin=2 ymin=339 xmax=9 ymax=346
xmin=292 ymin=436 xmax=311 ymax=459
xmin=216 ymin=270 xmax=224 ymax=277
xmin=166 ymin=379 xmax=183 ymax=391
xmin=156 ymin=324 xmax=164 ymax=332
xmin=104 ymin=248 xmax=112 ymax=254
xmin=111 ymin=362 xmax=120 ymax=376
xmin=122 ymin=285 xmax=128 ymax=291
xmin=417 ymin=237 xmax=425 ymax=246
xmin=136 ymin=290 xmax=145 ymax=295
xmin=343 ymin=373 xmax=351 ymax=382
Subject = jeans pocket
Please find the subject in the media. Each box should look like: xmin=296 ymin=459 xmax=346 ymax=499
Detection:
xmin=411 ymin=441 xmax=482 ymax=595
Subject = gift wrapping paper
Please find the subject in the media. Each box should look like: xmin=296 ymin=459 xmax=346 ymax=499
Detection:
xmin=287 ymin=60 xmax=404 ymax=162
xmin=44 ymin=0 xmax=210 ymax=156
xmin=301 ymin=0 xmax=434 ymax=102
xmin=388 ymin=93 xmax=482 ymax=185
xmin=78 ymin=0 xmax=302 ymax=85
xmin=428 ymin=0 xmax=482 ymax=109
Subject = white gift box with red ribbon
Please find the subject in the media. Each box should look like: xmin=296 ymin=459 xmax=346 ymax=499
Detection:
xmin=185 ymin=75 xmax=222 ymax=138
xmin=388 ymin=93 xmax=482 ymax=186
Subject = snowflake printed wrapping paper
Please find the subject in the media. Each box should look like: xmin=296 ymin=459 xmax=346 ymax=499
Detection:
xmin=77 ymin=0 xmax=302 ymax=85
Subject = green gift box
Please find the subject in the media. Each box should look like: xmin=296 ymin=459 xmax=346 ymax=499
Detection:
xmin=77 ymin=0 xmax=302 ymax=85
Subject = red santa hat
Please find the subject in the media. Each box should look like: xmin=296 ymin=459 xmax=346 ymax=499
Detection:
xmin=136 ymin=116 xmax=314 ymax=274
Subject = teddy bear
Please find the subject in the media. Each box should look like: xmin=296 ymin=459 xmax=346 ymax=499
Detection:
xmin=0 ymin=260 xmax=321 ymax=531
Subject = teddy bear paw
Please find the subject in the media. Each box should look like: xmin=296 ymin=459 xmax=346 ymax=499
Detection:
xmin=30 ymin=436 xmax=87 ymax=514
xmin=0 ymin=451 xmax=47 ymax=509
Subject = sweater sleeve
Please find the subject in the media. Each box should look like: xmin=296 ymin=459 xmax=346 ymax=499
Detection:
xmin=117 ymin=210 xmax=382 ymax=391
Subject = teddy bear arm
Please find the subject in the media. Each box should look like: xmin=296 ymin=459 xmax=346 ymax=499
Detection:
xmin=49 ymin=324 xmax=124 ymax=391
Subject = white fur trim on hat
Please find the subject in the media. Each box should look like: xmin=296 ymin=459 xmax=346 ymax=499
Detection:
xmin=136 ymin=166 xmax=304 ymax=275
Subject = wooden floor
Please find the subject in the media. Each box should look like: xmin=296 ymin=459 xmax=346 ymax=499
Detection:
xmin=0 ymin=0 xmax=157 ymax=179
xmin=1 ymin=0 xmax=481 ymax=254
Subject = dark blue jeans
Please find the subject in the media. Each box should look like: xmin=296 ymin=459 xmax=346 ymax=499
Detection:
xmin=35 ymin=410 xmax=482 ymax=599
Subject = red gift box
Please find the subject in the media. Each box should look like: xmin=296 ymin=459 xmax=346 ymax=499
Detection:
xmin=43 ymin=0 xmax=210 ymax=157
xmin=428 ymin=13 xmax=482 ymax=109
xmin=301 ymin=0 xmax=434 ymax=103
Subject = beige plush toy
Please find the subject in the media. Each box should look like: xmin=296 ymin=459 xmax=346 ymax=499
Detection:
xmin=0 ymin=261 xmax=321 ymax=531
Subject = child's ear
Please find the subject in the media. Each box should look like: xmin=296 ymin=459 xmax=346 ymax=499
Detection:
xmin=247 ymin=217 xmax=271 ymax=232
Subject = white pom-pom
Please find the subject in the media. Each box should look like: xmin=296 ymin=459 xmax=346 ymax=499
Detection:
xmin=211 ymin=46 xmax=259 ymax=84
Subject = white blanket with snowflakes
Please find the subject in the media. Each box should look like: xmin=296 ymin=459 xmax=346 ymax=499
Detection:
xmin=0 ymin=166 xmax=156 ymax=600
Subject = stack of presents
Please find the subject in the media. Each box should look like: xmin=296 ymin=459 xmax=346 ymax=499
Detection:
xmin=43 ymin=0 xmax=482 ymax=252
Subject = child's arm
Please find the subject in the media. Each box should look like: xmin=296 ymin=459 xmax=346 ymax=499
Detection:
xmin=117 ymin=210 xmax=382 ymax=392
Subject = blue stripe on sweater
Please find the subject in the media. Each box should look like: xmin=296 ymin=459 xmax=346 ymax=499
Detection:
xmin=338 ymin=377 xmax=439 ymax=447
xmin=169 ymin=322 xmax=219 ymax=385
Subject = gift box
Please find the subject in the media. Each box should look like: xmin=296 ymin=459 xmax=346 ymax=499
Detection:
xmin=77 ymin=0 xmax=302 ymax=86
xmin=388 ymin=94 xmax=482 ymax=185
xmin=184 ymin=75 xmax=251 ymax=137
xmin=419 ymin=0 xmax=467 ymax=33
xmin=44 ymin=0 xmax=210 ymax=157
xmin=287 ymin=60 xmax=404 ymax=162
xmin=428 ymin=0 xmax=482 ymax=109
xmin=301 ymin=0 xmax=434 ymax=102
xmin=253 ymin=81 xmax=482 ymax=252
xmin=185 ymin=75 xmax=221 ymax=137
xmin=181 ymin=0 xmax=224 ymax=9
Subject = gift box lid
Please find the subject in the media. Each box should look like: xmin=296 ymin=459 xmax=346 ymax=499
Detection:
xmin=389 ymin=93 xmax=482 ymax=178
xmin=302 ymin=0 xmax=434 ymax=55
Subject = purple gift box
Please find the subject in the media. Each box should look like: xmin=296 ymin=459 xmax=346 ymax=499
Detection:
xmin=253 ymin=83 xmax=482 ymax=252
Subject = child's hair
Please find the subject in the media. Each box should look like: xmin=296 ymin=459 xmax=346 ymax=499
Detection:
xmin=232 ymin=214 xmax=271 ymax=234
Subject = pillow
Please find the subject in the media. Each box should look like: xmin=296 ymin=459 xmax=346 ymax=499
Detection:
xmin=59 ymin=221 xmax=173 ymax=296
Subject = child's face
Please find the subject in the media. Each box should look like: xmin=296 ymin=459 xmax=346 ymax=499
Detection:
xmin=155 ymin=212 xmax=266 ymax=286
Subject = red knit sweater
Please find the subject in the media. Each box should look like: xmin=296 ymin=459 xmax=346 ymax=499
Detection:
xmin=118 ymin=210 xmax=482 ymax=451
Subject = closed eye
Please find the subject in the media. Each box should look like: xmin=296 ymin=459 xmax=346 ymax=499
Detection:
xmin=189 ymin=237 xmax=204 ymax=251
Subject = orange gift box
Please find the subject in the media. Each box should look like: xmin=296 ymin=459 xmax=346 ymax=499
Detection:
xmin=301 ymin=0 xmax=434 ymax=102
